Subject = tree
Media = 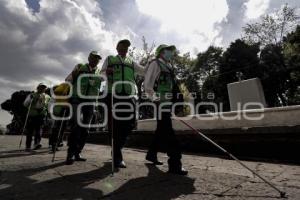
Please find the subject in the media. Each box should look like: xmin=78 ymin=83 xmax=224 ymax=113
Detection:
xmin=1 ymin=90 xmax=33 ymax=134
xmin=194 ymin=46 xmax=223 ymax=78
xmin=283 ymin=25 xmax=300 ymax=105
xmin=260 ymin=44 xmax=289 ymax=106
xmin=218 ymin=39 xmax=261 ymax=110
xmin=191 ymin=46 xmax=223 ymax=113
xmin=128 ymin=36 xmax=156 ymax=66
xmin=243 ymin=4 xmax=299 ymax=46
xmin=172 ymin=52 xmax=199 ymax=114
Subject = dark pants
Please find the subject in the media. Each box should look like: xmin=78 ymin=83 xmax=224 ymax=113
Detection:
xmin=67 ymin=100 xmax=94 ymax=157
xmin=147 ymin=110 xmax=182 ymax=170
xmin=106 ymin=94 xmax=135 ymax=164
xmin=26 ymin=115 xmax=44 ymax=149
xmin=49 ymin=109 xmax=68 ymax=148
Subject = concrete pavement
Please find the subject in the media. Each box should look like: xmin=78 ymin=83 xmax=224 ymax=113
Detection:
xmin=0 ymin=135 xmax=299 ymax=200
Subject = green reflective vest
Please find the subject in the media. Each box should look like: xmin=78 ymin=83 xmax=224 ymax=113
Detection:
xmin=27 ymin=93 xmax=48 ymax=117
xmin=107 ymin=55 xmax=135 ymax=95
xmin=72 ymin=64 xmax=101 ymax=99
xmin=154 ymin=59 xmax=174 ymax=102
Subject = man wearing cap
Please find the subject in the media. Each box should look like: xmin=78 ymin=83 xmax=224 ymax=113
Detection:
xmin=65 ymin=51 xmax=102 ymax=165
xmin=143 ymin=44 xmax=188 ymax=175
xmin=23 ymin=83 xmax=49 ymax=151
xmin=101 ymin=39 xmax=144 ymax=169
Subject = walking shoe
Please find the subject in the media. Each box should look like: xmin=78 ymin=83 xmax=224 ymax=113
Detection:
xmin=74 ymin=154 xmax=87 ymax=161
xmin=65 ymin=154 xmax=74 ymax=165
xmin=33 ymin=144 xmax=42 ymax=150
xmin=114 ymin=161 xmax=126 ymax=168
xmin=25 ymin=148 xmax=32 ymax=152
xmin=146 ymin=155 xmax=163 ymax=165
xmin=168 ymin=167 xmax=188 ymax=175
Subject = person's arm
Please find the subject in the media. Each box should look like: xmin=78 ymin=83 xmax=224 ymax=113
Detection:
xmin=23 ymin=94 xmax=32 ymax=107
xmin=133 ymin=61 xmax=145 ymax=76
xmin=65 ymin=64 xmax=81 ymax=83
xmin=143 ymin=61 xmax=160 ymax=101
xmin=100 ymin=57 xmax=108 ymax=75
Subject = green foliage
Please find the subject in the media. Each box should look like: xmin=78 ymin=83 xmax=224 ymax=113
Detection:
xmin=216 ymin=40 xmax=260 ymax=110
xmin=243 ymin=4 xmax=299 ymax=46
xmin=194 ymin=46 xmax=223 ymax=77
xmin=283 ymin=25 xmax=300 ymax=105
xmin=260 ymin=44 xmax=289 ymax=106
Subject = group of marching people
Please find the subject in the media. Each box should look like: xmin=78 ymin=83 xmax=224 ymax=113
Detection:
xmin=23 ymin=39 xmax=188 ymax=175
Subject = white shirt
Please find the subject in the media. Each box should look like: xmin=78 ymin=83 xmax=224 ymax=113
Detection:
xmin=143 ymin=58 xmax=172 ymax=101
xmin=23 ymin=93 xmax=48 ymax=109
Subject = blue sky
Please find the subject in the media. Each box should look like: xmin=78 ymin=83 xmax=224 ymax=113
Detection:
xmin=0 ymin=0 xmax=299 ymax=127
xmin=25 ymin=0 xmax=40 ymax=12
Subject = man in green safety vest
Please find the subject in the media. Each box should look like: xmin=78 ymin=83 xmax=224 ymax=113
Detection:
xmin=23 ymin=83 xmax=49 ymax=151
xmin=101 ymin=39 xmax=144 ymax=169
xmin=65 ymin=51 xmax=102 ymax=165
xmin=143 ymin=44 xmax=188 ymax=175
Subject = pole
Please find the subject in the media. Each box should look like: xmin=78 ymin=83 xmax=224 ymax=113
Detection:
xmin=19 ymin=98 xmax=33 ymax=149
xmin=176 ymin=118 xmax=286 ymax=198
xmin=111 ymin=93 xmax=115 ymax=176
xmin=52 ymin=109 xmax=67 ymax=162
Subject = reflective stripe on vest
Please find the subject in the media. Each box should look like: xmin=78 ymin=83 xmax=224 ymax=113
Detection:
xmin=107 ymin=55 xmax=135 ymax=95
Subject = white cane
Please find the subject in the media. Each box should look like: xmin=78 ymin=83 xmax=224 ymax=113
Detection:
xmin=176 ymin=118 xmax=286 ymax=198
xmin=111 ymin=92 xmax=115 ymax=175
xmin=19 ymin=98 xmax=33 ymax=149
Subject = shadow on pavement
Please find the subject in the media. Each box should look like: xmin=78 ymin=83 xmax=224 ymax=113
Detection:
xmin=103 ymin=163 xmax=196 ymax=200
xmin=0 ymin=162 xmax=112 ymax=200
xmin=0 ymin=148 xmax=52 ymax=159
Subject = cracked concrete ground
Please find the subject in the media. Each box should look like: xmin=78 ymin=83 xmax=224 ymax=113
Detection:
xmin=0 ymin=135 xmax=299 ymax=200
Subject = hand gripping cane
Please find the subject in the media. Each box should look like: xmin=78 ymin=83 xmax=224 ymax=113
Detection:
xmin=176 ymin=118 xmax=286 ymax=198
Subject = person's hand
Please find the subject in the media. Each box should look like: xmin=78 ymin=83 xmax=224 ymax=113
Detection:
xmin=152 ymin=95 xmax=160 ymax=102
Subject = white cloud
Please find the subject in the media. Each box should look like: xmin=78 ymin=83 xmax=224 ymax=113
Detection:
xmin=244 ymin=0 xmax=270 ymax=19
xmin=136 ymin=0 xmax=229 ymax=53
xmin=0 ymin=0 xmax=128 ymax=126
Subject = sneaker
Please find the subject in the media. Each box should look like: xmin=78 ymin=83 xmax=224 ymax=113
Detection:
xmin=74 ymin=154 xmax=87 ymax=162
xmin=146 ymin=155 xmax=163 ymax=165
xmin=33 ymin=144 xmax=42 ymax=150
xmin=65 ymin=154 xmax=74 ymax=165
xmin=114 ymin=161 xmax=127 ymax=168
xmin=168 ymin=167 xmax=188 ymax=176
xmin=25 ymin=148 xmax=32 ymax=152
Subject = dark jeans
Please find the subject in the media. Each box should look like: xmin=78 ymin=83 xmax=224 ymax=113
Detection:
xmin=49 ymin=108 xmax=68 ymax=148
xmin=26 ymin=115 xmax=44 ymax=149
xmin=67 ymin=99 xmax=94 ymax=157
xmin=147 ymin=110 xmax=182 ymax=170
xmin=105 ymin=94 xmax=135 ymax=163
